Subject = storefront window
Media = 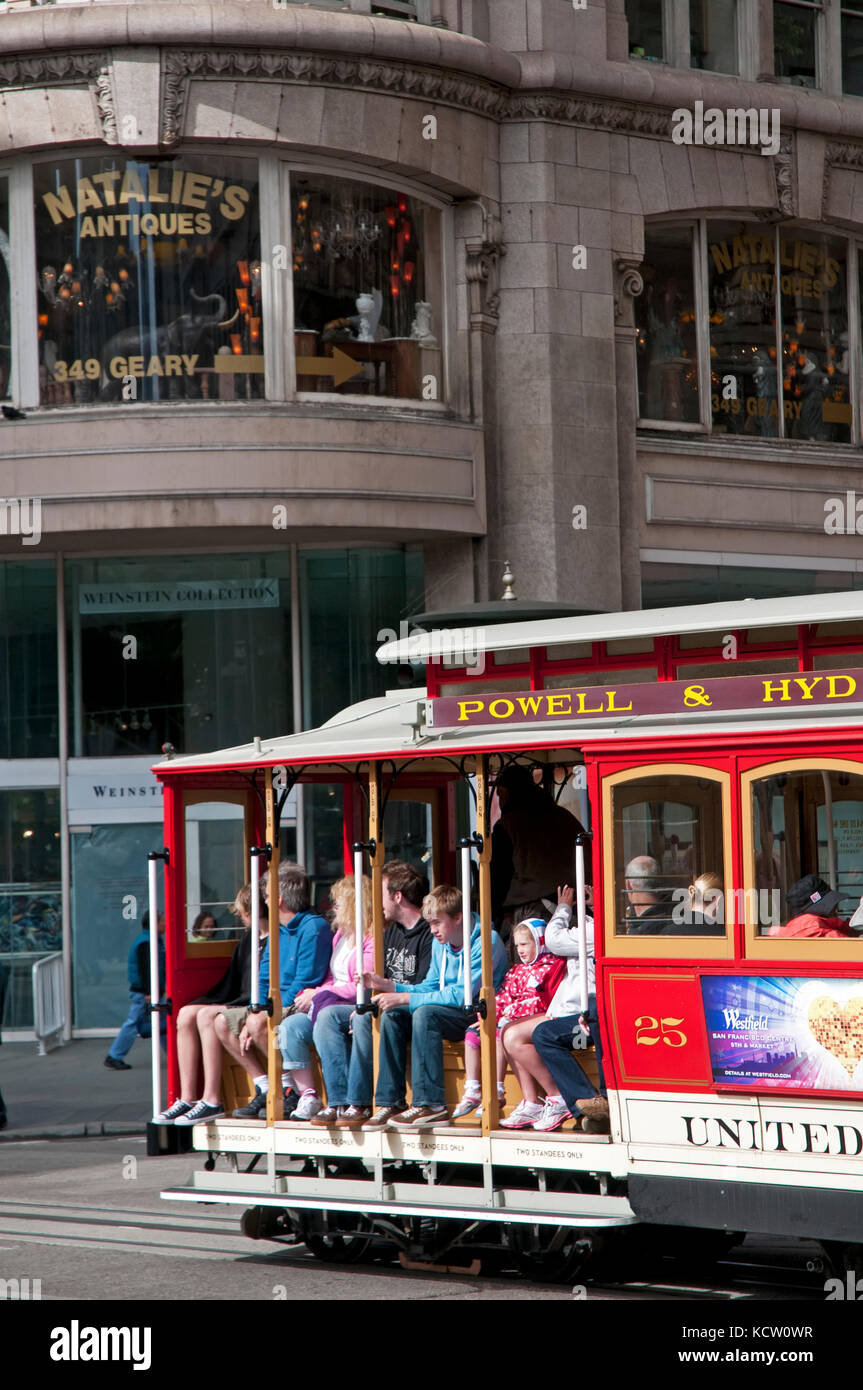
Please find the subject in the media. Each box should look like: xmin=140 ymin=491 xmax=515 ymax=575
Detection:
xmin=291 ymin=175 xmax=443 ymax=401
xmin=299 ymin=546 xmax=424 ymax=728
xmin=774 ymin=1 xmax=820 ymax=86
xmin=0 ymin=788 xmax=61 ymax=1028
xmin=690 ymin=0 xmax=738 ymax=72
xmin=843 ymin=2 xmax=863 ymax=93
xmin=0 ymin=561 xmax=58 ymax=759
xmin=642 ymin=561 xmax=863 ymax=609
xmin=636 ymin=226 xmax=699 ymax=423
xmin=625 ymin=0 xmax=664 ymax=58
xmin=708 ymin=222 xmax=780 ymax=438
xmin=35 ymin=155 xmax=263 ymax=407
xmin=0 ymin=176 xmax=10 ymax=401
xmin=66 ymin=553 xmax=292 ymax=757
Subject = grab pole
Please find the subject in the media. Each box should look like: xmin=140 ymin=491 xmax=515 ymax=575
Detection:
xmin=147 ymin=848 xmax=170 ymax=1121
xmin=459 ymin=838 xmax=473 ymax=1009
xmin=352 ymin=841 xmax=377 ymax=1014
xmin=249 ymin=843 xmax=271 ymax=1011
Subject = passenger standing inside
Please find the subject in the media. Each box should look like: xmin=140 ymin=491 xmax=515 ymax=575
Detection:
xmin=104 ymin=909 xmax=166 ymax=1070
xmin=491 ymin=765 xmax=584 ymax=941
xmin=216 ymin=863 xmax=331 ymax=1119
xmin=155 ymin=883 xmax=267 ymax=1125
xmin=313 ymin=860 xmax=433 ymax=1130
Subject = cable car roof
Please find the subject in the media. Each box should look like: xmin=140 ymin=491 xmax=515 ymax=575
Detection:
xmin=375 ymin=589 xmax=863 ymax=664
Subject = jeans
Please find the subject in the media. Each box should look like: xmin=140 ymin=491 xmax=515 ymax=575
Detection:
xmin=276 ymin=1012 xmax=313 ymax=1070
xmin=532 ymin=999 xmax=606 ymax=1110
xmin=108 ymin=991 xmax=167 ymax=1061
xmin=376 ymin=1003 xmax=468 ymax=1109
xmin=313 ymin=1005 xmax=374 ymax=1107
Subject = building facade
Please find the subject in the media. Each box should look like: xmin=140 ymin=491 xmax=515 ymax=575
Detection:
xmin=1 ymin=0 xmax=863 ymax=1030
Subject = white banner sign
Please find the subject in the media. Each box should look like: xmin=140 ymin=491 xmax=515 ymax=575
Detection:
xmin=78 ymin=579 xmax=280 ymax=614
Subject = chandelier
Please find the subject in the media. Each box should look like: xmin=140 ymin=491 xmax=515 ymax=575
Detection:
xmin=295 ymin=185 xmax=381 ymax=264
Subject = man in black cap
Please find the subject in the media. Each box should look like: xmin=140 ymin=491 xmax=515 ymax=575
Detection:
xmin=768 ymin=874 xmax=857 ymax=938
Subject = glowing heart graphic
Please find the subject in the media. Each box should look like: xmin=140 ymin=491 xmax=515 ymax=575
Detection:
xmin=807 ymin=995 xmax=863 ymax=1078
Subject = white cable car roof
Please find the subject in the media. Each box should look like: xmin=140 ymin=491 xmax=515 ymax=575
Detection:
xmin=375 ymin=589 xmax=863 ymax=664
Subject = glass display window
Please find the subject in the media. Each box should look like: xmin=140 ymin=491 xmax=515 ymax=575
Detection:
xmin=34 ymin=155 xmax=263 ymax=407
xmin=291 ymin=174 xmax=444 ymax=401
xmin=774 ymin=0 xmax=821 ymax=87
xmin=636 ymin=225 xmax=699 ymax=423
xmin=689 ymin=0 xmax=738 ymax=72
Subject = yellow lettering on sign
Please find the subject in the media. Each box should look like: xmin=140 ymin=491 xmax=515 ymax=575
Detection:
xmin=489 ymin=699 xmax=515 ymax=719
xmin=606 ymin=690 xmax=634 ymax=712
xmin=794 ymin=676 xmax=822 ymax=700
xmin=573 ymin=691 xmax=604 ymax=714
xmin=762 ymin=678 xmax=791 ymax=703
xmin=516 ymin=695 xmax=543 ymax=716
xmin=827 ymin=674 xmax=856 ymax=699
xmin=457 ymin=700 xmax=485 ymax=722
xmin=109 ymin=356 xmax=126 ymax=379
xmin=127 ymin=355 xmax=144 ymax=377
xmin=545 ymin=694 xmax=571 ymax=716
xmin=683 ymin=685 xmax=712 ymax=707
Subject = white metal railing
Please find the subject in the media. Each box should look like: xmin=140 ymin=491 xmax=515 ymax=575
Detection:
xmin=32 ymin=952 xmax=66 ymax=1055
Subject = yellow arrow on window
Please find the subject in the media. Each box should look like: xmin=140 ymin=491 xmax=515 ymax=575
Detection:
xmin=212 ymin=347 xmax=365 ymax=388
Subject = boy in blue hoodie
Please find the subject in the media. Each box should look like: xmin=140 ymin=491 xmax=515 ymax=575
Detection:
xmin=362 ymin=884 xmax=507 ymax=1130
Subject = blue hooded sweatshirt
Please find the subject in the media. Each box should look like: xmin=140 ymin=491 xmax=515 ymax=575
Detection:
xmin=257 ymin=909 xmax=331 ymax=1006
xmin=400 ymin=914 xmax=507 ymax=1013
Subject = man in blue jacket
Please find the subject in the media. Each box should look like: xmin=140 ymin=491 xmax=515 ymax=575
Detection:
xmin=362 ymin=884 xmax=507 ymax=1130
xmin=104 ymin=909 xmax=166 ymax=1069
xmin=214 ymin=863 xmax=330 ymax=1120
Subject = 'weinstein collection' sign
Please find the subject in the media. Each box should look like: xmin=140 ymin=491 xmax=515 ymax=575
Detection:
xmin=428 ymin=669 xmax=863 ymax=728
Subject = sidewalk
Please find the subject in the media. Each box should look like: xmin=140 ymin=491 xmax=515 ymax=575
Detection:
xmin=0 ymin=1039 xmax=165 ymax=1141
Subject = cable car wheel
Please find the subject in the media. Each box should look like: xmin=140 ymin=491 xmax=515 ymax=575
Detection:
xmin=298 ymin=1210 xmax=373 ymax=1264
xmin=506 ymin=1221 xmax=604 ymax=1283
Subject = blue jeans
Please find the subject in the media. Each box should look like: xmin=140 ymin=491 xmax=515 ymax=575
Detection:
xmin=313 ymin=1005 xmax=374 ymax=1107
xmin=376 ymin=1003 xmax=468 ymax=1109
xmin=276 ymin=1012 xmax=313 ymax=1070
xmin=532 ymin=1000 xmax=606 ymax=1110
xmin=108 ymin=991 xmax=167 ymax=1061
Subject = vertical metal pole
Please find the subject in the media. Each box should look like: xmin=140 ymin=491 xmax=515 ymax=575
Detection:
xmin=265 ymin=774 xmax=283 ymax=1124
xmin=290 ymin=542 xmax=305 ymax=867
xmin=459 ymin=842 xmax=473 ymax=1008
xmin=147 ymin=855 xmax=161 ymax=1121
xmin=476 ymin=757 xmax=498 ymax=1135
xmin=575 ymin=835 xmax=589 ymax=1015
xmin=353 ymin=844 xmax=365 ymax=1007
xmin=249 ymin=848 xmax=262 ymax=1008
xmin=55 ymin=552 xmax=72 ymax=1041
xmin=369 ymin=765 xmax=384 ymax=1092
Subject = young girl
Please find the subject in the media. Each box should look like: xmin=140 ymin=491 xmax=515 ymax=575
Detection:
xmin=278 ymin=875 xmax=374 ymax=1122
xmin=451 ymin=919 xmax=564 ymax=1118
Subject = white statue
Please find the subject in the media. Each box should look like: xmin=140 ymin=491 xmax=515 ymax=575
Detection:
xmin=355 ymin=289 xmax=382 ymax=342
xmin=411 ymin=301 xmax=437 ymax=347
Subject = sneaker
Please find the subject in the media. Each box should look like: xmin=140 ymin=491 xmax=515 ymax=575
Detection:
xmin=290 ymin=1091 xmax=323 ymax=1122
xmin=309 ymin=1106 xmax=344 ymax=1127
xmin=175 ymin=1100 xmax=225 ymax=1126
xmin=499 ymin=1100 xmax=543 ymax=1130
xmin=154 ymin=1099 xmax=194 ymax=1124
xmin=361 ymin=1106 xmax=405 ymax=1131
xmin=284 ymin=1087 xmax=300 ymax=1118
xmin=451 ymin=1094 xmax=481 ymax=1119
xmin=475 ymin=1089 xmax=507 ymax=1119
xmin=104 ymin=1056 xmax=131 ymax=1071
xmin=232 ymin=1088 xmax=268 ymax=1119
xmin=388 ymin=1105 xmax=448 ymax=1130
xmin=334 ymin=1106 xmax=372 ymax=1129
xmin=533 ymin=1097 xmax=572 ymax=1132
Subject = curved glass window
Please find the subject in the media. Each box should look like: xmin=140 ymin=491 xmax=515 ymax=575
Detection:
xmin=35 ymin=155 xmax=263 ymax=407
xmin=609 ymin=772 xmax=727 ymax=937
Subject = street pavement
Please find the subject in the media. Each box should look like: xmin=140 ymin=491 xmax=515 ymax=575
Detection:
xmin=0 ymin=1038 xmax=163 ymax=1140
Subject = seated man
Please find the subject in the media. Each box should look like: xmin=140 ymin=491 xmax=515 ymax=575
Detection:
xmin=624 ymin=856 xmax=672 ymax=934
xmin=311 ymin=859 xmax=433 ymax=1129
xmin=768 ymin=874 xmax=857 ymax=939
xmin=214 ymin=863 xmax=331 ymax=1119
xmin=362 ymin=884 xmax=507 ymax=1131
xmin=530 ymin=885 xmax=609 ymax=1134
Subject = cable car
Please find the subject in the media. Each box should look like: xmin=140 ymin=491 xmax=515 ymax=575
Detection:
xmin=153 ymin=589 xmax=863 ymax=1280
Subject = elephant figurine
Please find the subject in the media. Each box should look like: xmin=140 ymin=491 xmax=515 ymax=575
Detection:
xmin=98 ymin=291 xmax=229 ymax=400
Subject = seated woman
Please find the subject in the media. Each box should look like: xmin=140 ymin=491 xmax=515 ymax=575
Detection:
xmin=155 ymin=883 xmax=267 ymax=1125
xmin=277 ymin=874 xmax=374 ymax=1123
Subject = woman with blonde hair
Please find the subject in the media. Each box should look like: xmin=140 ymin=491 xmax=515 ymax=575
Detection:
xmin=277 ymin=874 xmax=374 ymax=1122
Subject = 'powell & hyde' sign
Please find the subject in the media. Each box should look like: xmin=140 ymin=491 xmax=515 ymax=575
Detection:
xmin=428 ymin=669 xmax=863 ymax=729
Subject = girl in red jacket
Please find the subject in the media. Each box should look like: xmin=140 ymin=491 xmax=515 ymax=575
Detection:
xmin=452 ymin=919 xmax=565 ymax=1118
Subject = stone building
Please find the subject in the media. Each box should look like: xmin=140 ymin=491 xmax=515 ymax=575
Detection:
xmin=1 ymin=0 xmax=862 ymax=1030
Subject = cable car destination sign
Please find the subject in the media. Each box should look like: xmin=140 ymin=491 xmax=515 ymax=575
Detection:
xmin=428 ymin=668 xmax=863 ymax=728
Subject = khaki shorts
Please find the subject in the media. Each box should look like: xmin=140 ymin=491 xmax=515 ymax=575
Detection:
xmin=221 ymin=1005 xmax=249 ymax=1037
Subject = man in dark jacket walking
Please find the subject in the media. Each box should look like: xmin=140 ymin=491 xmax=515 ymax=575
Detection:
xmin=104 ymin=909 xmax=166 ymax=1070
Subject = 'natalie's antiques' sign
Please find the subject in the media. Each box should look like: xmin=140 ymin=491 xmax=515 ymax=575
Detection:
xmin=428 ymin=669 xmax=863 ymax=728
xmin=41 ymin=168 xmax=252 ymax=239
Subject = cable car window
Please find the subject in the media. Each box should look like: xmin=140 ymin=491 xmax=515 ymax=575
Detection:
xmin=750 ymin=767 xmax=863 ymax=934
xmin=611 ymin=773 xmax=726 ymax=936
xmin=183 ymin=795 xmax=253 ymax=954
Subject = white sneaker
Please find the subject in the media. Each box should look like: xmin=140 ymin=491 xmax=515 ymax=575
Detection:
xmin=451 ymin=1094 xmax=481 ymax=1119
xmin=533 ymin=1098 xmax=572 ymax=1132
xmin=290 ymin=1091 xmax=323 ymax=1122
xmin=499 ymin=1100 xmax=543 ymax=1130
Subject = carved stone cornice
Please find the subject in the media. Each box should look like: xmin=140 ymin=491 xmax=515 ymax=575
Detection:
xmin=614 ymin=255 xmax=644 ymax=327
xmin=465 ymin=231 xmax=505 ymax=334
xmin=505 ymin=92 xmax=673 ymax=138
xmin=774 ymin=131 xmax=795 ymax=218
xmin=94 ymin=67 xmax=118 ymax=146
xmin=161 ymin=48 xmax=509 ymax=145
xmin=0 ymin=51 xmax=106 ymax=87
